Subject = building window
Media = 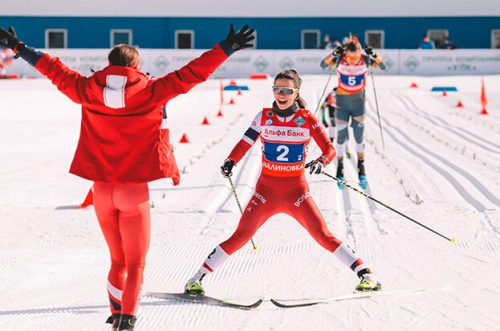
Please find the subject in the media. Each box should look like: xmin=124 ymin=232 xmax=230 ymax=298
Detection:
xmin=111 ymin=29 xmax=132 ymax=47
xmin=492 ymin=30 xmax=500 ymax=49
xmin=175 ymin=30 xmax=194 ymax=49
xmin=428 ymin=29 xmax=448 ymax=48
xmin=45 ymin=29 xmax=67 ymax=48
xmin=302 ymin=30 xmax=320 ymax=49
xmin=365 ymin=30 xmax=384 ymax=49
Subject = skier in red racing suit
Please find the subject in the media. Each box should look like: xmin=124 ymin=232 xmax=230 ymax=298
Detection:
xmin=0 ymin=24 xmax=255 ymax=330
xmin=184 ymin=69 xmax=381 ymax=295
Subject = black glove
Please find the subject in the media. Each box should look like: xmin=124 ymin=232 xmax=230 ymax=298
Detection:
xmin=321 ymin=118 xmax=329 ymax=127
xmin=305 ymin=159 xmax=324 ymax=175
xmin=332 ymin=46 xmax=344 ymax=57
xmin=225 ymin=24 xmax=255 ymax=51
xmin=0 ymin=26 xmax=26 ymax=58
xmin=221 ymin=159 xmax=235 ymax=178
xmin=365 ymin=45 xmax=378 ymax=58
xmin=0 ymin=26 xmax=20 ymax=50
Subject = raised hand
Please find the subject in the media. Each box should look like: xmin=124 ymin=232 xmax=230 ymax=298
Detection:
xmin=225 ymin=24 xmax=255 ymax=51
xmin=0 ymin=26 xmax=20 ymax=50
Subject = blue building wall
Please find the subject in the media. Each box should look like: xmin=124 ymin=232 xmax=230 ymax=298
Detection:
xmin=0 ymin=16 xmax=498 ymax=49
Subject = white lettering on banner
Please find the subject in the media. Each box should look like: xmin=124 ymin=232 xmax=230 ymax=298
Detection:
xmin=294 ymin=191 xmax=311 ymax=207
xmin=422 ymin=56 xmax=453 ymax=62
xmin=262 ymin=161 xmax=303 ymax=172
xmin=104 ymin=75 xmax=127 ymax=109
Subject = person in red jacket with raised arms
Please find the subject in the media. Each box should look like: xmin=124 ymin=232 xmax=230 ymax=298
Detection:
xmin=184 ymin=69 xmax=381 ymax=297
xmin=0 ymin=24 xmax=254 ymax=331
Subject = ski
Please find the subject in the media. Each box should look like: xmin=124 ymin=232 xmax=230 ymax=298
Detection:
xmin=271 ymin=288 xmax=426 ymax=308
xmin=145 ymin=292 xmax=263 ymax=310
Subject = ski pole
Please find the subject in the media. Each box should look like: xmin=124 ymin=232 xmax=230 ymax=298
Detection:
xmin=228 ymin=177 xmax=258 ymax=251
xmin=314 ymin=60 xmax=339 ymax=117
xmin=368 ymin=59 xmax=386 ymax=152
xmin=321 ymin=171 xmax=456 ymax=243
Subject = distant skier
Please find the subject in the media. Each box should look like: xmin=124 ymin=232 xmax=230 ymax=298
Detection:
xmin=184 ymin=69 xmax=381 ymax=296
xmin=320 ymin=87 xmax=337 ymax=142
xmin=320 ymin=39 xmax=386 ymax=189
xmin=320 ymin=87 xmax=353 ymax=158
xmin=0 ymin=24 xmax=254 ymax=331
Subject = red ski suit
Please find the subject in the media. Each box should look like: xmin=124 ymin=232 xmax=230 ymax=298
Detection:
xmin=31 ymin=44 xmax=230 ymax=315
xmin=219 ymin=108 xmax=341 ymax=255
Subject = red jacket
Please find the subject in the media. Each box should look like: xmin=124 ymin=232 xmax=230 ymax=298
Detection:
xmin=34 ymin=44 xmax=229 ymax=184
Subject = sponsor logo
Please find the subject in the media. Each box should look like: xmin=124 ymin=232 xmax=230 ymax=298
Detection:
xmin=383 ymin=56 xmax=395 ymax=70
xmin=263 ymin=128 xmax=306 ymax=138
xmin=404 ymin=55 xmax=420 ymax=72
xmin=253 ymin=56 xmax=270 ymax=72
xmin=287 ymin=130 xmax=305 ymax=137
xmin=294 ymin=191 xmax=311 ymax=207
xmin=262 ymin=161 xmax=303 ymax=172
xmin=294 ymin=116 xmax=306 ymax=127
xmin=279 ymin=56 xmax=295 ymax=70
xmin=154 ymin=55 xmax=170 ymax=71
xmin=254 ymin=192 xmax=267 ymax=204
xmin=265 ymin=118 xmax=273 ymax=125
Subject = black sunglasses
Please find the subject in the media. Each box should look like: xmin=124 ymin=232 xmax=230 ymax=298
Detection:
xmin=272 ymin=86 xmax=298 ymax=95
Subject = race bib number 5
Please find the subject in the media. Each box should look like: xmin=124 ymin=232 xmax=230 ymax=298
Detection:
xmin=340 ymin=74 xmax=364 ymax=86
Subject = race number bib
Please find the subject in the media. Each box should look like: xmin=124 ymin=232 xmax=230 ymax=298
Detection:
xmin=263 ymin=142 xmax=305 ymax=164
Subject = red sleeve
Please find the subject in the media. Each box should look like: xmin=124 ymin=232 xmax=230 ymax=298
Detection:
xmin=151 ymin=44 xmax=229 ymax=104
xmin=35 ymin=54 xmax=87 ymax=104
xmin=309 ymin=112 xmax=336 ymax=165
xmin=226 ymin=139 xmax=253 ymax=164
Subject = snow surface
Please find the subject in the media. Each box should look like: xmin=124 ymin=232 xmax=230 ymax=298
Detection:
xmin=0 ymin=74 xmax=499 ymax=331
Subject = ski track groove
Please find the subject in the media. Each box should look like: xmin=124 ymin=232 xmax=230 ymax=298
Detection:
xmin=366 ymin=97 xmax=498 ymax=212
xmin=366 ymin=89 xmax=500 ymax=213
xmin=384 ymin=91 xmax=500 ymax=172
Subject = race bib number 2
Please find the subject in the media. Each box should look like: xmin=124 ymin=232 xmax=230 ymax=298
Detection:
xmin=263 ymin=142 xmax=305 ymax=163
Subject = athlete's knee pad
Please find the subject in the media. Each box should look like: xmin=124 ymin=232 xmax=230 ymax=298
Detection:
xmin=352 ymin=118 xmax=365 ymax=143
xmin=336 ymin=123 xmax=349 ymax=144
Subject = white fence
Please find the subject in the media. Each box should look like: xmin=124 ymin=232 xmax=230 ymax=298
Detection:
xmin=4 ymin=49 xmax=500 ymax=78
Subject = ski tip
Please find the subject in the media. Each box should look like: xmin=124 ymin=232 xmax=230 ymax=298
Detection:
xmin=253 ymin=299 xmax=264 ymax=308
xmin=450 ymin=238 xmax=456 ymax=244
xmin=270 ymin=299 xmax=288 ymax=308
xmin=252 ymin=246 xmax=259 ymax=252
xmin=226 ymin=298 xmax=263 ymax=309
